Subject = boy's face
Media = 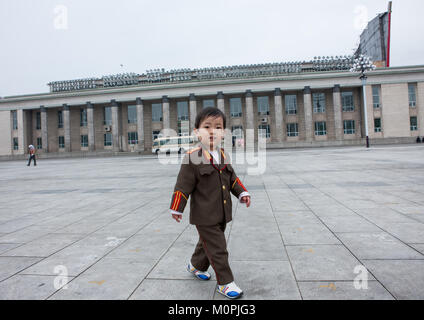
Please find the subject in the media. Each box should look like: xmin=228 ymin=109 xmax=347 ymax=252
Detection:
xmin=194 ymin=115 xmax=224 ymax=150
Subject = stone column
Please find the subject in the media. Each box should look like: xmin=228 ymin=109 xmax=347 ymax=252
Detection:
xmin=303 ymin=86 xmax=313 ymax=141
xmin=87 ymin=102 xmax=95 ymax=151
xmin=17 ymin=109 xmax=27 ymax=154
xmin=245 ymin=90 xmax=255 ymax=149
xmin=189 ymin=93 xmax=197 ymax=133
xmin=40 ymin=106 xmax=48 ymax=152
xmin=136 ymin=97 xmax=145 ymax=151
xmin=162 ymin=96 xmax=170 ymax=132
xmin=417 ymin=82 xmax=424 ymax=137
xmin=245 ymin=90 xmax=254 ymax=130
xmin=274 ymin=88 xmax=284 ymax=142
xmin=111 ymin=99 xmax=120 ymax=152
xmin=333 ymin=85 xmax=343 ymax=140
xmin=217 ymin=91 xmax=225 ymax=113
xmin=63 ymin=104 xmax=71 ymax=152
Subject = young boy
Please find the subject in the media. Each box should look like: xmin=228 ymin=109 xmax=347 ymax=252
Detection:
xmin=169 ymin=107 xmax=251 ymax=299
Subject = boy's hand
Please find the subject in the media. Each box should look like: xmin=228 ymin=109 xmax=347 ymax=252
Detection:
xmin=172 ymin=213 xmax=182 ymax=223
xmin=240 ymin=196 xmax=251 ymax=208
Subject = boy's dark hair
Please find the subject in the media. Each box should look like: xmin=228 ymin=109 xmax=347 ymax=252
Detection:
xmin=194 ymin=107 xmax=226 ymax=129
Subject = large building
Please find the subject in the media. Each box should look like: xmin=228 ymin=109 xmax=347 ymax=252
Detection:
xmin=1 ymin=57 xmax=424 ymax=158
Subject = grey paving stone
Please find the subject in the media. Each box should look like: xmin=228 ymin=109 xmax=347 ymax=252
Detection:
xmin=410 ymin=244 xmax=424 ymax=254
xmin=286 ymin=245 xmax=370 ymax=281
xmin=363 ymin=260 xmax=424 ymax=300
xmin=0 ymin=225 xmax=59 ymax=243
xmin=276 ymin=217 xmax=341 ymax=245
xmin=298 ymin=281 xmax=394 ymax=300
xmin=354 ymin=207 xmax=417 ymax=225
xmin=0 ymin=274 xmax=73 ymax=300
xmin=1 ymin=233 xmax=85 ymax=257
xmin=0 ymin=243 xmax=22 ymax=255
xmin=106 ymin=232 xmax=179 ymax=261
xmin=129 ymin=279 xmax=216 ymax=300
xmin=0 ymin=257 xmax=43 ymax=282
xmin=227 ymin=229 xmax=288 ymax=261
xmin=377 ymin=222 xmax=424 ymax=243
xmin=319 ymin=215 xmax=381 ymax=233
xmin=20 ymin=235 xmax=125 ymax=276
xmin=213 ymin=261 xmax=301 ymax=300
xmin=336 ymin=232 xmax=424 ymax=260
xmin=307 ymin=205 xmax=357 ymax=217
xmin=49 ymin=258 xmax=155 ymax=300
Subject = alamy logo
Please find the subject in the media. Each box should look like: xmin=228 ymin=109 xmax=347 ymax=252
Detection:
xmin=53 ymin=265 xmax=69 ymax=290
xmin=53 ymin=5 xmax=68 ymax=30
xmin=353 ymin=265 xmax=368 ymax=290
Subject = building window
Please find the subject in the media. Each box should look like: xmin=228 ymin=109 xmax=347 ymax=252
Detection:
xmin=128 ymin=105 xmax=137 ymax=124
xmin=152 ymin=103 xmax=162 ymax=122
xmin=287 ymin=123 xmax=299 ymax=137
xmin=13 ymin=137 xmax=19 ymax=150
xmin=81 ymin=135 xmax=88 ymax=147
xmin=374 ymin=118 xmax=382 ymax=132
xmin=12 ymin=111 xmax=18 ymax=130
xmin=36 ymin=112 xmax=41 ymax=130
xmin=313 ymin=93 xmax=326 ymax=113
xmin=128 ymin=132 xmax=138 ymax=145
xmin=58 ymin=110 xmax=63 ymax=128
xmin=285 ymin=95 xmax=297 ymax=115
xmin=37 ymin=137 xmax=42 ymax=149
xmin=103 ymin=107 xmax=111 ymax=125
xmin=314 ymin=121 xmax=327 ymax=135
xmin=79 ymin=108 xmax=87 ymax=127
xmin=410 ymin=117 xmax=418 ymax=131
xmin=58 ymin=136 xmax=65 ymax=149
xmin=408 ymin=83 xmax=417 ymax=107
xmin=372 ymin=85 xmax=380 ymax=109
xmin=177 ymin=101 xmax=189 ymax=121
xmin=178 ymin=120 xmax=190 ymax=136
xmin=203 ymin=99 xmax=215 ymax=108
xmin=231 ymin=125 xmax=243 ymax=146
xmin=343 ymin=120 xmax=355 ymax=134
xmin=152 ymin=130 xmax=161 ymax=141
xmin=104 ymin=133 xmax=112 ymax=146
xmin=342 ymin=92 xmax=355 ymax=112
xmin=230 ymin=98 xmax=242 ymax=117
xmin=257 ymin=96 xmax=269 ymax=115
xmin=258 ymin=124 xmax=270 ymax=138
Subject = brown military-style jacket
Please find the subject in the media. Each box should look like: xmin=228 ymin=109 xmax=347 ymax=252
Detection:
xmin=170 ymin=143 xmax=248 ymax=226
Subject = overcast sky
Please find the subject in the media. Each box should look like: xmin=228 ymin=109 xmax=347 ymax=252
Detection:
xmin=0 ymin=0 xmax=422 ymax=97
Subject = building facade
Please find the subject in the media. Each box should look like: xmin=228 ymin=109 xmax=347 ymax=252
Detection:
xmin=1 ymin=62 xmax=424 ymax=157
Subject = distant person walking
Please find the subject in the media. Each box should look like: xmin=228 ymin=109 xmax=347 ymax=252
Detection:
xmin=27 ymin=145 xmax=36 ymax=166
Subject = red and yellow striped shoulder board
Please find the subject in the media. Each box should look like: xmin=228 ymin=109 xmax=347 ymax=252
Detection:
xmin=186 ymin=146 xmax=201 ymax=154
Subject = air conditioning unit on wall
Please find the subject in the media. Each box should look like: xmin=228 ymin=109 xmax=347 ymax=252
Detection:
xmin=260 ymin=116 xmax=268 ymax=123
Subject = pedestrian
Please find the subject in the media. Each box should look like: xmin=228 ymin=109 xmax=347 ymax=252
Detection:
xmin=27 ymin=144 xmax=36 ymax=166
xmin=169 ymin=107 xmax=251 ymax=299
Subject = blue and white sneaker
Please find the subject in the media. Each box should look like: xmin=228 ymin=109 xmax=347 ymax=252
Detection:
xmin=187 ymin=261 xmax=211 ymax=280
xmin=217 ymin=281 xmax=243 ymax=299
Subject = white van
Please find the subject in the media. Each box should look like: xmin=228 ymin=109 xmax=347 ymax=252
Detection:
xmin=152 ymin=136 xmax=196 ymax=155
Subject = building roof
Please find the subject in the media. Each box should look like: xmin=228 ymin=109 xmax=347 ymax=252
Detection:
xmin=47 ymin=56 xmax=356 ymax=93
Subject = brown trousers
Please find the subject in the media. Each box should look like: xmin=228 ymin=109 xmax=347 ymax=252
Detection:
xmin=191 ymin=221 xmax=234 ymax=285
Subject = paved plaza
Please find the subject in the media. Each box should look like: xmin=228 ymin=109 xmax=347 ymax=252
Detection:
xmin=0 ymin=144 xmax=424 ymax=300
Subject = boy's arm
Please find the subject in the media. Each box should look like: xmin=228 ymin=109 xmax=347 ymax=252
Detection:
xmin=170 ymin=154 xmax=197 ymax=215
xmin=228 ymin=164 xmax=250 ymax=201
